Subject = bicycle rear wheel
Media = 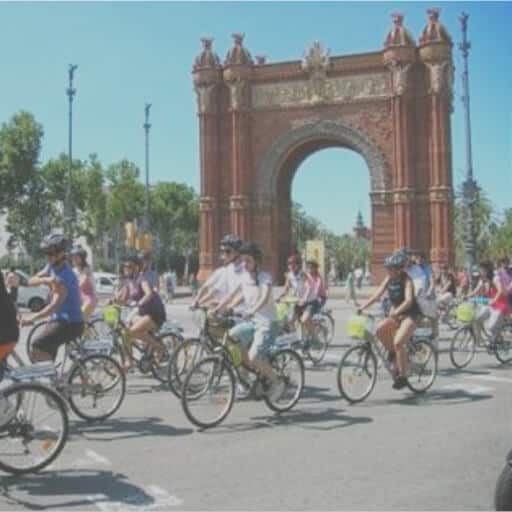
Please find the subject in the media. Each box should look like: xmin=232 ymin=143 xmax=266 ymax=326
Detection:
xmin=67 ymin=354 xmax=126 ymax=422
xmin=449 ymin=326 xmax=476 ymax=369
xmin=168 ymin=338 xmax=212 ymax=398
xmin=406 ymin=340 xmax=437 ymax=393
xmin=337 ymin=344 xmax=377 ymax=404
xmin=305 ymin=321 xmax=330 ymax=365
xmin=0 ymin=382 xmax=68 ymax=475
xmin=264 ymin=348 xmax=304 ymax=413
xmin=181 ymin=356 xmax=235 ymax=429
xmin=151 ymin=332 xmax=183 ymax=383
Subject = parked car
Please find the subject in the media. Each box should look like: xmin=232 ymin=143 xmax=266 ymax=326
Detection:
xmin=94 ymin=272 xmax=119 ymax=298
xmin=2 ymin=269 xmax=50 ymax=312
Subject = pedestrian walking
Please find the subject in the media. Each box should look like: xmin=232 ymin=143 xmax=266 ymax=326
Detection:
xmin=344 ymin=268 xmax=359 ymax=306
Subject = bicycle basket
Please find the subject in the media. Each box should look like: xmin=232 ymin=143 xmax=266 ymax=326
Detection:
xmin=103 ymin=306 xmax=121 ymax=327
xmin=456 ymin=302 xmax=476 ymax=323
xmin=346 ymin=315 xmax=370 ymax=340
xmin=276 ymin=302 xmax=293 ymax=322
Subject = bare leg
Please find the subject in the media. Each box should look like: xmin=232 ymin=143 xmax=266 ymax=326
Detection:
xmin=394 ymin=317 xmax=417 ymax=376
xmin=376 ymin=317 xmax=398 ymax=353
xmin=128 ymin=315 xmax=164 ymax=358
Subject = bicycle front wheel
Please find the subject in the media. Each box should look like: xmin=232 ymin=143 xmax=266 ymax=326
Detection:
xmin=305 ymin=321 xmax=330 ymax=365
xmin=449 ymin=326 xmax=476 ymax=369
xmin=337 ymin=344 xmax=377 ymax=404
xmin=0 ymin=383 xmax=68 ymax=475
xmin=168 ymin=338 xmax=212 ymax=398
xmin=406 ymin=340 xmax=437 ymax=393
xmin=181 ymin=356 xmax=235 ymax=429
xmin=67 ymin=354 xmax=126 ymax=422
xmin=264 ymin=348 xmax=304 ymax=413
xmin=495 ymin=326 xmax=512 ymax=364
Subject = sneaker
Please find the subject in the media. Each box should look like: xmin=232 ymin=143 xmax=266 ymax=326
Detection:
xmin=392 ymin=376 xmax=408 ymax=390
xmin=266 ymin=379 xmax=286 ymax=403
xmin=0 ymin=395 xmax=17 ymax=427
xmin=236 ymin=383 xmax=251 ymax=400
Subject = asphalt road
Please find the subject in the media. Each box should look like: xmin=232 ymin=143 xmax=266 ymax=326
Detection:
xmin=1 ymin=299 xmax=510 ymax=511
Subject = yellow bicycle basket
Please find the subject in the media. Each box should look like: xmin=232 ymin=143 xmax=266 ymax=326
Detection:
xmin=346 ymin=315 xmax=369 ymax=340
xmin=103 ymin=306 xmax=121 ymax=327
xmin=276 ymin=302 xmax=292 ymax=322
xmin=456 ymin=302 xmax=476 ymax=323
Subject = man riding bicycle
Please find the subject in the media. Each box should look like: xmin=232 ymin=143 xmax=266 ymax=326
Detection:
xmin=357 ymin=251 xmax=423 ymax=390
xmin=211 ymin=241 xmax=284 ymax=401
xmin=21 ymin=234 xmax=84 ymax=362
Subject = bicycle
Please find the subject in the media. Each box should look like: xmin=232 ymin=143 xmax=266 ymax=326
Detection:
xmin=167 ymin=306 xmax=237 ymax=398
xmin=276 ymin=297 xmax=330 ymax=365
xmin=17 ymin=336 xmax=126 ymax=422
xmin=449 ymin=301 xmax=512 ymax=369
xmin=102 ymin=305 xmax=184 ymax=383
xmin=337 ymin=313 xmax=438 ymax=403
xmin=0 ymin=357 xmax=69 ymax=474
xmin=438 ymin=297 xmax=460 ymax=330
xmin=181 ymin=321 xmax=305 ymax=429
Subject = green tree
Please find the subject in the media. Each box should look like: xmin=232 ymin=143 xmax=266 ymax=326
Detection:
xmin=489 ymin=208 xmax=512 ymax=258
xmin=291 ymin=202 xmax=322 ymax=251
xmin=0 ymin=111 xmax=43 ymax=211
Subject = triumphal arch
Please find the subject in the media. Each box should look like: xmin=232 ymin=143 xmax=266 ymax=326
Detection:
xmin=193 ymin=9 xmax=455 ymax=281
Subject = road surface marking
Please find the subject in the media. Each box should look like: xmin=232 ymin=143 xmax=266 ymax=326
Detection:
xmin=441 ymin=383 xmax=493 ymax=395
xmin=464 ymin=374 xmax=512 ymax=384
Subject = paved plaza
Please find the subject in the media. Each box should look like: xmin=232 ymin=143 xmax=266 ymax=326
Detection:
xmin=0 ymin=298 xmax=510 ymax=510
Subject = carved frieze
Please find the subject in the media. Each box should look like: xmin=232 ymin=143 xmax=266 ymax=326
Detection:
xmin=229 ymin=195 xmax=250 ymax=210
xmin=227 ymin=77 xmax=247 ymax=111
xmin=199 ymin=196 xmax=218 ymax=211
xmin=194 ymin=83 xmax=217 ymax=114
xmin=251 ymin=72 xmax=391 ymax=109
xmin=392 ymin=188 xmax=416 ymax=204
xmin=387 ymin=60 xmax=412 ymax=96
xmin=425 ymin=60 xmax=454 ymax=98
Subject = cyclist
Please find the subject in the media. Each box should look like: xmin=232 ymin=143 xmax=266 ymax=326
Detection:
xmin=191 ymin=234 xmax=244 ymax=308
xmin=276 ymin=253 xmax=307 ymax=321
xmin=211 ymin=241 xmax=284 ymax=400
xmin=21 ymin=235 xmax=84 ymax=362
xmin=297 ymin=260 xmax=328 ymax=345
xmin=0 ymin=269 xmax=20 ymax=423
xmin=70 ymin=244 xmax=98 ymax=320
xmin=357 ymin=251 xmax=422 ymax=390
xmin=437 ymin=264 xmax=458 ymax=308
xmin=113 ymin=255 xmax=167 ymax=369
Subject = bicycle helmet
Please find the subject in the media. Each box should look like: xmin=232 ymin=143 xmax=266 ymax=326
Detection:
xmin=239 ymin=241 xmax=263 ymax=262
xmin=219 ymin=234 xmax=243 ymax=252
xmin=40 ymin=234 xmax=69 ymax=254
xmin=70 ymin=244 xmax=87 ymax=258
xmin=123 ymin=254 xmax=142 ymax=266
xmin=384 ymin=252 xmax=407 ymax=269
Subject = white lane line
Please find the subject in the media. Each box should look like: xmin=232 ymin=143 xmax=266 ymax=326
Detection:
xmin=87 ymin=484 xmax=183 ymax=512
xmin=463 ymin=374 xmax=512 ymax=384
xmin=47 ymin=449 xmax=112 ymax=471
xmin=85 ymin=449 xmax=112 ymax=466
xmin=441 ymin=383 xmax=494 ymax=395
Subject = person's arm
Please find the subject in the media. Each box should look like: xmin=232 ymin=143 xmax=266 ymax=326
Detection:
xmin=223 ymin=291 xmax=244 ymax=312
xmin=490 ymin=277 xmax=505 ymax=307
xmin=440 ymin=278 xmax=451 ymax=295
xmin=358 ymin=277 xmax=389 ymax=312
xmin=137 ymin=279 xmax=155 ymax=307
xmin=211 ymin=285 xmax=242 ymax=315
xmin=277 ymin=275 xmax=291 ymax=302
xmin=391 ymin=279 xmax=415 ymax=318
xmin=247 ymin=283 xmax=272 ymax=316
xmin=23 ymin=279 xmax=67 ymax=324
xmin=467 ymin=280 xmax=484 ymax=298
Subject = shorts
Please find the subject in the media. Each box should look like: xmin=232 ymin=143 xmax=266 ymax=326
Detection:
xmin=32 ymin=321 xmax=84 ymax=360
xmin=139 ymin=303 xmax=166 ymax=328
xmin=229 ymin=321 xmax=278 ymax=360
xmin=0 ymin=318 xmax=19 ymax=345
xmin=296 ymin=298 xmax=326 ymax=317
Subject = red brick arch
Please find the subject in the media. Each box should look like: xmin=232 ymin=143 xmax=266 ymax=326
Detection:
xmin=193 ymin=11 xmax=455 ymax=282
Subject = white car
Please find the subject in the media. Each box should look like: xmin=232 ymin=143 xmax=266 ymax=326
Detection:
xmin=94 ymin=273 xmax=119 ymax=298
xmin=2 ymin=269 xmax=50 ymax=312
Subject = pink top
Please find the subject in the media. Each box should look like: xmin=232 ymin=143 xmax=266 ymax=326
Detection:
xmin=306 ymin=274 xmax=327 ymax=301
xmin=492 ymin=269 xmax=512 ymax=314
xmin=75 ymin=267 xmax=98 ymax=307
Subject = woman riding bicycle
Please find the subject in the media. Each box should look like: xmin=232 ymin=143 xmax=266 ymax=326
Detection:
xmin=114 ymin=255 xmax=167 ymax=370
xmin=70 ymin=244 xmax=98 ymax=320
xmin=357 ymin=251 xmax=422 ymax=390
xmin=276 ymin=253 xmax=307 ymax=322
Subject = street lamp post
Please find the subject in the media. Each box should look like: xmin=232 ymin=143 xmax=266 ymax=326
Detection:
xmin=459 ymin=12 xmax=478 ymax=274
xmin=65 ymin=64 xmax=78 ymax=232
xmin=143 ymin=103 xmax=152 ymax=232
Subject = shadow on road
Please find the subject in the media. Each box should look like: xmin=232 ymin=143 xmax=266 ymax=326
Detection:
xmin=438 ymin=367 xmax=491 ymax=378
xmin=198 ymin=407 xmax=373 ymax=434
xmin=299 ymin=384 xmax=341 ymax=404
xmin=0 ymin=469 xmax=154 ymax=510
xmin=70 ymin=416 xmax=193 ymax=442
xmin=366 ymin=388 xmax=493 ymax=407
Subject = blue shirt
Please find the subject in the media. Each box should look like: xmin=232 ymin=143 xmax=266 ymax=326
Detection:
xmin=49 ymin=262 xmax=83 ymax=323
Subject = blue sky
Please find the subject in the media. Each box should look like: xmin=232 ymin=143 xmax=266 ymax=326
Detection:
xmin=0 ymin=1 xmax=510 ymax=235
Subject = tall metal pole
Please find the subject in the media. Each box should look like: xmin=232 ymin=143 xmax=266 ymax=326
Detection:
xmin=65 ymin=64 xmax=78 ymax=232
xmin=459 ymin=12 xmax=478 ymax=273
xmin=143 ymin=103 xmax=152 ymax=231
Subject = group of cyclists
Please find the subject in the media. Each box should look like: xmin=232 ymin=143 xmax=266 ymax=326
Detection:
xmin=1 ymin=230 xmax=511 ymax=422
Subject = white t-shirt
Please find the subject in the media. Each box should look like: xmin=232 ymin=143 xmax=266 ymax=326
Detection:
xmin=287 ymin=270 xmax=307 ymax=298
xmin=207 ymin=261 xmax=245 ymax=301
xmin=239 ymin=271 xmax=277 ymax=325
xmin=406 ymin=264 xmax=428 ymax=296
